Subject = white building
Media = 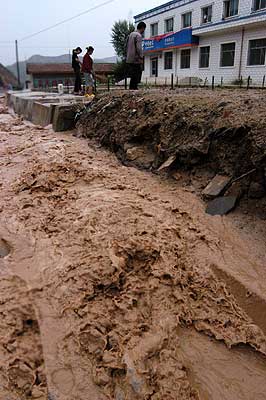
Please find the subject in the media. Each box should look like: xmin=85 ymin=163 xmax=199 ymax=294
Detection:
xmin=134 ymin=0 xmax=266 ymax=85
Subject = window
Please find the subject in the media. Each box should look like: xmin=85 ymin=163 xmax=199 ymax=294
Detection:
xmin=202 ymin=5 xmax=213 ymax=23
xmin=151 ymin=23 xmax=158 ymax=37
xmin=248 ymin=39 xmax=266 ymax=65
xmin=164 ymin=52 xmax=173 ymax=69
xmin=182 ymin=12 xmax=192 ymax=28
xmin=181 ymin=49 xmax=191 ymax=69
xmin=253 ymin=0 xmax=266 ymax=10
xmin=165 ymin=17 xmax=174 ymax=33
xmin=223 ymin=0 xmax=239 ymax=18
xmin=199 ymin=46 xmax=210 ymax=68
xmin=220 ymin=43 xmax=235 ymax=67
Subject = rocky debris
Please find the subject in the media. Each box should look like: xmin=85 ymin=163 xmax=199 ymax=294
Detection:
xmin=206 ymin=196 xmax=238 ymax=216
xmin=157 ymin=155 xmax=176 ymax=172
xmin=202 ymin=175 xmax=231 ymax=199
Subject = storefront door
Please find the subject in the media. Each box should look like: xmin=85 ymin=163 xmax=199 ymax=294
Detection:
xmin=151 ymin=57 xmax=158 ymax=77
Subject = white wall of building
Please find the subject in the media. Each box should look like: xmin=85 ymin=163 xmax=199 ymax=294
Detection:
xmin=137 ymin=0 xmax=266 ymax=84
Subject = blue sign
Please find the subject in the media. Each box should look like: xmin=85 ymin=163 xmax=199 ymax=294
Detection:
xmin=143 ymin=28 xmax=199 ymax=53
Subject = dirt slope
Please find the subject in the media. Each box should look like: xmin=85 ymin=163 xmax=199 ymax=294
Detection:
xmin=77 ymin=89 xmax=266 ymax=208
xmin=78 ymin=89 xmax=266 ymax=171
xmin=1 ymin=99 xmax=266 ymax=399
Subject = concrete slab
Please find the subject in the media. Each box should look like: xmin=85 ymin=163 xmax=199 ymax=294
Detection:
xmin=32 ymin=102 xmax=54 ymax=127
xmin=202 ymin=175 xmax=231 ymax=199
xmin=206 ymin=196 xmax=237 ymax=216
xmin=8 ymin=91 xmax=87 ymax=131
xmin=52 ymin=104 xmax=77 ymax=132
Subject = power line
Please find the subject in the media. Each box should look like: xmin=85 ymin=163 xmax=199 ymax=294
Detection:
xmin=20 ymin=0 xmax=115 ymax=42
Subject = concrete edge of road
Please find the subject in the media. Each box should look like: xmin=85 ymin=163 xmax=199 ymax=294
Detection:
xmin=6 ymin=91 xmax=89 ymax=132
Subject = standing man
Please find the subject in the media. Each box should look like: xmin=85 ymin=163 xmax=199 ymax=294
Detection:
xmin=126 ymin=22 xmax=146 ymax=90
xmin=82 ymin=46 xmax=95 ymax=96
xmin=72 ymin=47 xmax=82 ymax=95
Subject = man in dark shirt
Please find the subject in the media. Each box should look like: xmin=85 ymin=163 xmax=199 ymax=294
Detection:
xmin=126 ymin=22 xmax=146 ymax=90
xmin=82 ymin=46 xmax=95 ymax=95
xmin=72 ymin=47 xmax=82 ymax=94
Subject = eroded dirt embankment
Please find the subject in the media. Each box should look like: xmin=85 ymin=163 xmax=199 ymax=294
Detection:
xmin=77 ymin=89 xmax=266 ymax=218
xmin=1 ymin=97 xmax=266 ymax=400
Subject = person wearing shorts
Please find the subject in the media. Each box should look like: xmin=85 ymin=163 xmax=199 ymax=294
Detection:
xmin=82 ymin=46 xmax=95 ymax=95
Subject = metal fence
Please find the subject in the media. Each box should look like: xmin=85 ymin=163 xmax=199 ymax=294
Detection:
xmin=30 ymin=73 xmax=266 ymax=95
xmin=96 ymin=73 xmax=266 ymax=92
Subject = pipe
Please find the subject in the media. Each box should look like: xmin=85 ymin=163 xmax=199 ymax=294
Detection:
xmin=238 ymin=27 xmax=245 ymax=80
xmin=15 ymin=40 xmax=21 ymax=87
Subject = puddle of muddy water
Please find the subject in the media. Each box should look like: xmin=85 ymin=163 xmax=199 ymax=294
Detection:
xmin=0 ymin=238 xmax=10 ymax=257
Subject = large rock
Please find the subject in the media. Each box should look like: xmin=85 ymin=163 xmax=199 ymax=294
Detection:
xmin=206 ymin=196 xmax=237 ymax=216
xmin=125 ymin=146 xmax=155 ymax=169
xmin=202 ymin=175 xmax=231 ymax=199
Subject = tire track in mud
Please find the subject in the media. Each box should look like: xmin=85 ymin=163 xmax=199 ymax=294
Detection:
xmin=1 ymin=102 xmax=266 ymax=399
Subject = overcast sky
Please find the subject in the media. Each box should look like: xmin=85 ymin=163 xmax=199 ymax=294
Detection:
xmin=0 ymin=0 xmax=163 ymax=66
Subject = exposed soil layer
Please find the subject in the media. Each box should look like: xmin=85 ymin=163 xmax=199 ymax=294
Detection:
xmin=77 ymin=89 xmax=266 ymax=218
xmin=1 ymin=98 xmax=266 ymax=399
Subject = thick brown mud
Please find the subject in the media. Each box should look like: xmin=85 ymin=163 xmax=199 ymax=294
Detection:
xmin=1 ymin=98 xmax=266 ymax=399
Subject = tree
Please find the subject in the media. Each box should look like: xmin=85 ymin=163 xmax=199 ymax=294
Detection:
xmin=113 ymin=61 xmax=128 ymax=83
xmin=111 ymin=20 xmax=135 ymax=60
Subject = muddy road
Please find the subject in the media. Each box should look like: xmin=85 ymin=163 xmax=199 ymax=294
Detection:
xmin=0 ymin=98 xmax=266 ymax=400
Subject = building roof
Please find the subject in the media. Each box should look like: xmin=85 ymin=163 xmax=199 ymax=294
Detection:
xmin=26 ymin=63 xmax=116 ymax=75
xmin=134 ymin=0 xmax=184 ymax=20
xmin=0 ymin=63 xmax=18 ymax=87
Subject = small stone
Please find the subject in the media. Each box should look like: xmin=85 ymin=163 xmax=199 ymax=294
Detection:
xmin=31 ymin=387 xmax=46 ymax=399
xmin=157 ymin=155 xmax=176 ymax=172
xmin=126 ymin=147 xmax=145 ymax=161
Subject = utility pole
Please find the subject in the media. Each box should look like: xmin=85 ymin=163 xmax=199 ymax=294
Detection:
xmin=15 ymin=40 xmax=21 ymax=87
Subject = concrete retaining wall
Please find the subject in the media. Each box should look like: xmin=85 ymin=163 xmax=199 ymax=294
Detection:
xmin=7 ymin=91 xmax=86 ymax=131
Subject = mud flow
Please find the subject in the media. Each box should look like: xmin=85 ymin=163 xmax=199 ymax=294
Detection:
xmin=0 ymin=238 xmax=10 ymax=257
xmin=0 ymin=95 xmax=266 ymax=400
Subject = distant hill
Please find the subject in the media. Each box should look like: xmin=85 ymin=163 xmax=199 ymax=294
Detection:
xmin=7 ymin=54 xmax=117 ymax=86
xmin=0 ymin=63 xmax=18 ymax=88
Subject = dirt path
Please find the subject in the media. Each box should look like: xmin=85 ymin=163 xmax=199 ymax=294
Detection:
xmin=1 ymin=99 xmax=266 ymax=399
